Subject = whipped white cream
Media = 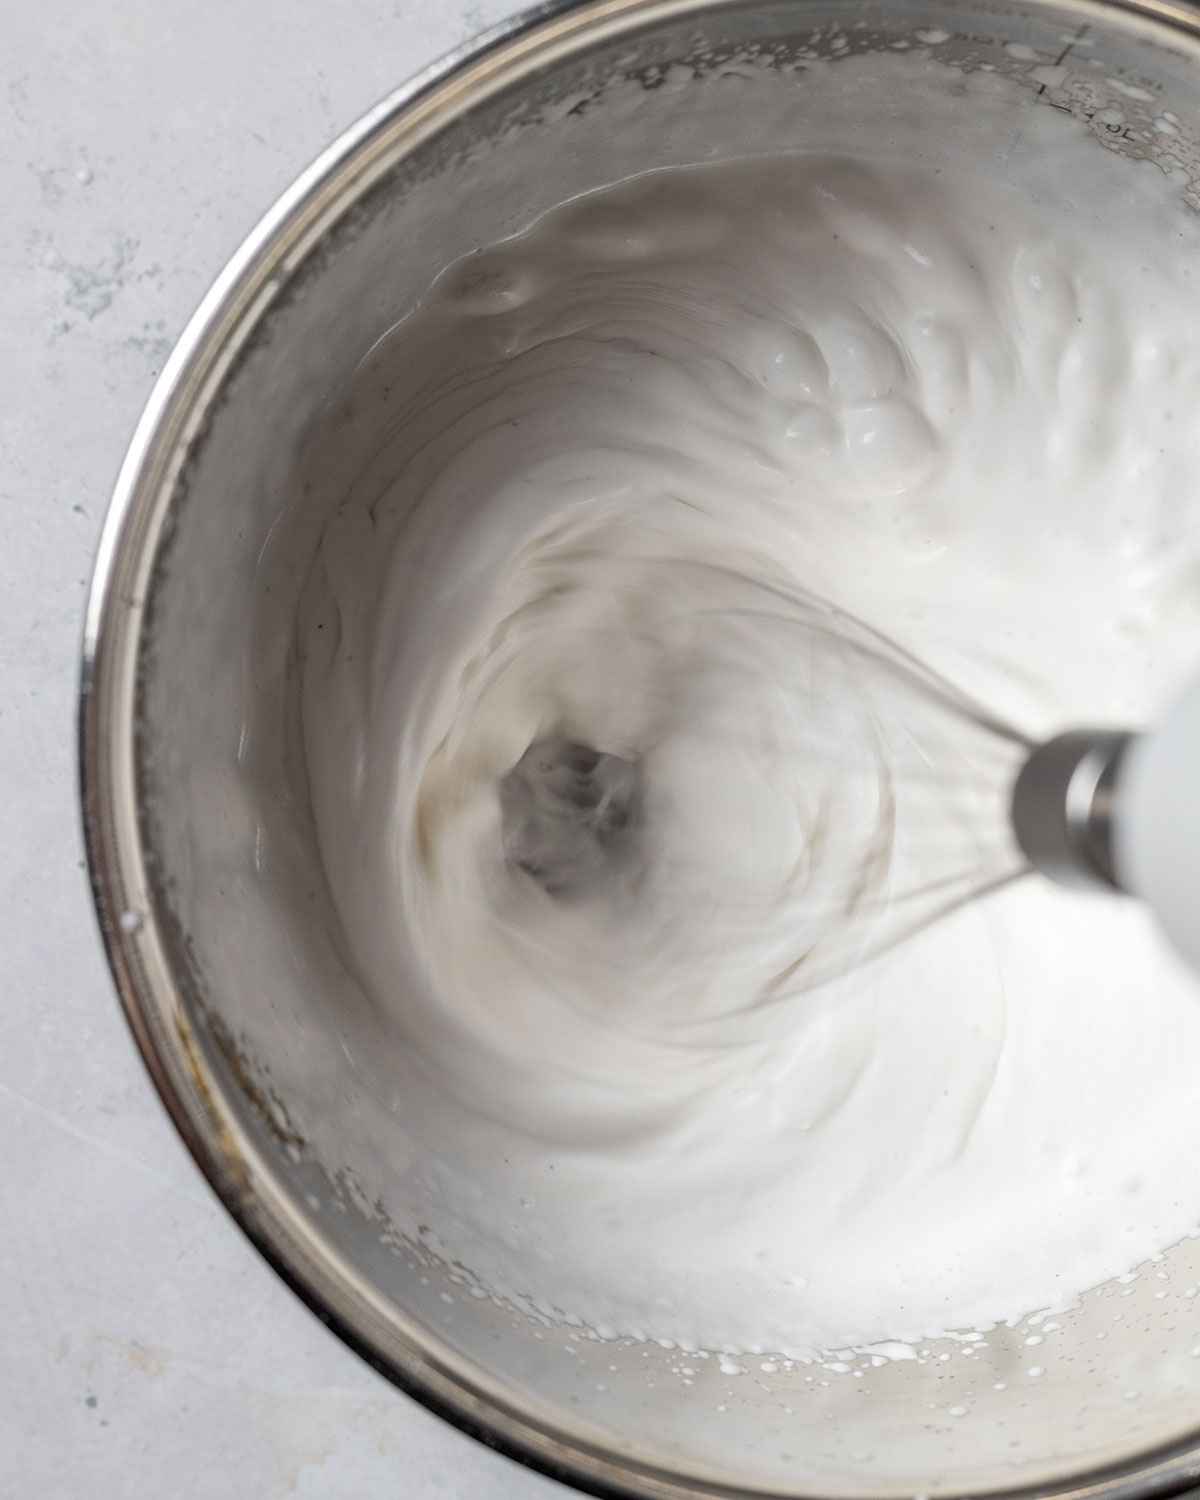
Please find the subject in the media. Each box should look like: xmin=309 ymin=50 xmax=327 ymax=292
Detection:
xmin=295 ymin=56 xmax=1200 ymax=1357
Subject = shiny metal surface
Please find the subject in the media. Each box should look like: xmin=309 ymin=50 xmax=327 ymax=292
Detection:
xmin=1012 ymin=732 xmax=1135 ymax=892
xmin=79 ymin=2 xmax=1200 ymax=1496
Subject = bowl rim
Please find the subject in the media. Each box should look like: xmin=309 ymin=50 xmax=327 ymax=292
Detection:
xmin=77 ymin=1 xmax=1200 ymax=1496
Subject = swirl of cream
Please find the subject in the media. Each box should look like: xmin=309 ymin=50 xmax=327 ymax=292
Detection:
xmin=286 ymin=63 xmax=1200 ymax=1358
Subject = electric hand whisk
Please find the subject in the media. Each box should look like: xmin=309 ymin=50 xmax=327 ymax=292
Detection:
xmin=500 ymin=580 xmax=1200 ymax=987
xmin=1012 ymin=674 xmax=1200 ymax=975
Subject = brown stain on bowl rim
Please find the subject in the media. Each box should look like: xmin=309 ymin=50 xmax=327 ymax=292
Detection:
xmin=173 ymin=1012 xmax=254 ymax=1199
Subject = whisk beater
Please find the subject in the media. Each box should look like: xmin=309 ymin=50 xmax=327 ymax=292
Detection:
xmin=497 ymin=577 xmax=1038 ymax=997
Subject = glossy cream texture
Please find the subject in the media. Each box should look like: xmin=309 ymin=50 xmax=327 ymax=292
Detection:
xmin=296 ymin=58 xmax=1200 ymax=1356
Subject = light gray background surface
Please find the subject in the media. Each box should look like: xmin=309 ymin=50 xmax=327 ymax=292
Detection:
xmin=0 ymin=3 xmax=571 ymax=1494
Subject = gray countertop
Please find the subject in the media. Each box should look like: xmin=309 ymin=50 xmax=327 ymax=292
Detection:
xmin=1 ymin=3 xmax=568 ymax=1494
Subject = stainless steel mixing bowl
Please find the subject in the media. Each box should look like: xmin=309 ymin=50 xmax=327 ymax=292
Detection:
xmin=80 ymin=2 xmax=1200 ymax=1495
